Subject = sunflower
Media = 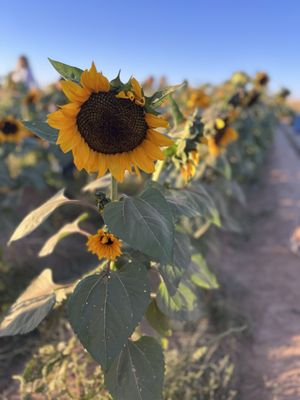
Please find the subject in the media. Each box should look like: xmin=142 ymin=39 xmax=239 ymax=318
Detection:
xmin=255 ymin=71 xmax=269 ymax=87
xmin=207 ymin=118 xmax=238 ymax=157
xmin=0 ymin=117 xmax=27 ymax=143
xmin=181 ymin=150 xmax=199 ymax=182
xmin=87 ymin=229 xmax=122 ymax=261
xmin=187 ymin=89 xmax=210 ymax=109
xmin=47 ymin=63 xmax=174 ymax=182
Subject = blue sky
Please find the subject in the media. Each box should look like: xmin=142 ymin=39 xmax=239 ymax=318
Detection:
xmin=1 ymin=0 xmax=299 ymax=96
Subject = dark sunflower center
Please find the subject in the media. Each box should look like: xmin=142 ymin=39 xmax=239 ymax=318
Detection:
xmin=2 ymin=121 xmax=18 ymax=135
xmin=76 ymin=92 xmax=148 ymax=154
xmin=214 ymin=125 xmax=227 ymax=145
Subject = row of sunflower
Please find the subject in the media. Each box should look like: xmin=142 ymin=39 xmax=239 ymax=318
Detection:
xmin=0 ymin=59 xmax=291 ymax=399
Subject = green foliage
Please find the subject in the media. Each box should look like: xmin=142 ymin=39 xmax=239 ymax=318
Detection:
xmin=147 ymin=83 xmax=185 ymax=107
xmin=48 ymin=58 xmax=83 ymax=83
xmin=146 ymin=299 xmax=171 ymax=337
xmin=103 ymin=186 xmax=174 ymax=264
xmin=68 ymin=262 xmax=150 ymax=372
xmin=105 ymin=336 xmax=164 ymax=400
xmin=38 ymin=213 xmax=88 ymax=257
xmin=0 ymin=269 xmax=64 ymax=336
xmin=8 ymin=189 xmax=73 ymax=244
xmin=156 ymin=276 xmax=204 ymax=321
xmin=22 ymin=121 xmax=58 ymax=143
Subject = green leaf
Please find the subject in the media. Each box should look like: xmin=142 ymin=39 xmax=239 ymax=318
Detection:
xmin=166 ymin=186 xmax=220 ymax=226
xmin=189 ymin=254 xmax=219 ymax=289
xmin=148 ymin=83 xmax=185 ymax=107
xmin=68 ymin=262 xmax=150 ymax=371
xmin=38 ymin=213 xmax=88 ymax=257
xmin=159 ymin=232 xmax=191 ymax=295
xmin=0 ymin=269 xmax=60 ymax=337
xmin=48 ymin=58 xmax=83 ymax=82
xmin=23 ymin=121 xmax=58 ymax=143
xmin=103 ymin=187 xmax=174 ymax=264
xmin=173 ymin=231 xmax=191 ymax=270
xmin=169 ymin=95 xmax=185 ymax=126
xmin=8 ymin=189 xmax=73 ymax=244
xmin=156 ymin=278 xmax=203 ymax=321
xmin=145 ymin=300 xmax=171 ymax=337
xmin=105 ymin=336 xmax=164 ymax=400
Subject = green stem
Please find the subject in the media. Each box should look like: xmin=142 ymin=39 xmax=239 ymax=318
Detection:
xmin=152 ymin=159 xmax=166 ymax=182
xmin=111 ymin=176 xmax=118 ymax=201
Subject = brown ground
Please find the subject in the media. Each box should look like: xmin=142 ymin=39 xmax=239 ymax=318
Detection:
xmin=222 ymin=126 xmax=300 ymax=399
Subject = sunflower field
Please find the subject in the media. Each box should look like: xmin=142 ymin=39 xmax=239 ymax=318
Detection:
xmin=0 ymin=58 xmax=292 ymax=400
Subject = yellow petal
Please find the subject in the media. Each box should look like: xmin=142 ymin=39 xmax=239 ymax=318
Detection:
xmin=47 ymin=110 xmax=67 ymax=129
xmin=116 ymin=91 xmax=130 ymax=100
xmin=131 ymin=146 xmax=155 ymax=174
xmin=207 ymin=137 xmax=220 ymax=156
xmin=60 ymin=103 xmax=80 ymax=118
xmin=72 ymin=138 xmax=91 ymax=171
xmin=61 ymin=80 xmax=90 ymax=103
xmin=131 ymin=77 xmax=143 ymax=99
xmin=142 ymin=139 xmax=165 ymax=160
xmin=96 ymin=153 xmax=108 ymax=177
xmin=81 ymin=62 xmax=110 ymax=93
xmin=215 ymin=118 xmax=225 ymax=130
xmin=145 ymin=113 xmax=169 ymax=128
xmin=147 ymin=129 xmax=174 ymax=147
xmin=106 ymin=154 xmax=126 ymax=182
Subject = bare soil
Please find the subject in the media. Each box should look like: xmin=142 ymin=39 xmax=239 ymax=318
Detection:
xmin=222 ymin=127 xmax=300 ymax=399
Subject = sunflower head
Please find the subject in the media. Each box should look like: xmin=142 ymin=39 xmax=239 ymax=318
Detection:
xmin=230 ymin=71 xmax=249 ymax=86
xmin=187 ymin=88 xmax=211 ymax=109
xmin=255 ymin=71 xmax=269 ymax=87
xmin=245 ymin=89 xmax=261 ymax=107
xmin=47 ymin=63 xmax=174 ymax=182
xmin=0 ymin=117 xmax=27 ymax=143
xmin=87 ymin=228 xmax=122 ymax=261
xmin=180 ymin=150 xmax=199 ymax=183
xmin=207 ymin=118 xmax=238 ymax=157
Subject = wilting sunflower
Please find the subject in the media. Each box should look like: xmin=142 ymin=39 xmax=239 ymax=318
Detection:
xmin=87 ymin=228 xmax=122 ymax=261
xmin=207 ymin=118 xmax=238 ymax=157
xmin=181 ymin=150 xmax=199 ymax=182
xmin=0 ymin=117 xmax=27 ymax=143
xmin=47 ymin=63 xmax=174 ymax=182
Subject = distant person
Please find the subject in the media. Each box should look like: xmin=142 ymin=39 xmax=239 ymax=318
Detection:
xmin=11 ymin=55 xmax=38 ymax=90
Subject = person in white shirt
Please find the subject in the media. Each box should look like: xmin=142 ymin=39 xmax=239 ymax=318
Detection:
xmin=11 ymin=55 xmax=38 ymax=90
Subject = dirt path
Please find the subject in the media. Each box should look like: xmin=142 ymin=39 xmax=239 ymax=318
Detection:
xmin=222 ymin=126 xmax=300 ymax=399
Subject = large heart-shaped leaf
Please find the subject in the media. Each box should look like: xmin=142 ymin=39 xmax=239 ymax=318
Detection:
xmin=68 ymin=262 xmax=150 ymax=371
xmin=8 ymin=189 xmax=73 ymax=244
xmin=0 ymin=269 xmax=62 ymax=337
xmin=103 ymin=187 xmax=174 ymax=264
xmin=105 ymin=336 xmax=164 ymax=400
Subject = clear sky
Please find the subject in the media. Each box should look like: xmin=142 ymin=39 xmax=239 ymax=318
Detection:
xmin=1 ymin=0 xmax=299 ymax=96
